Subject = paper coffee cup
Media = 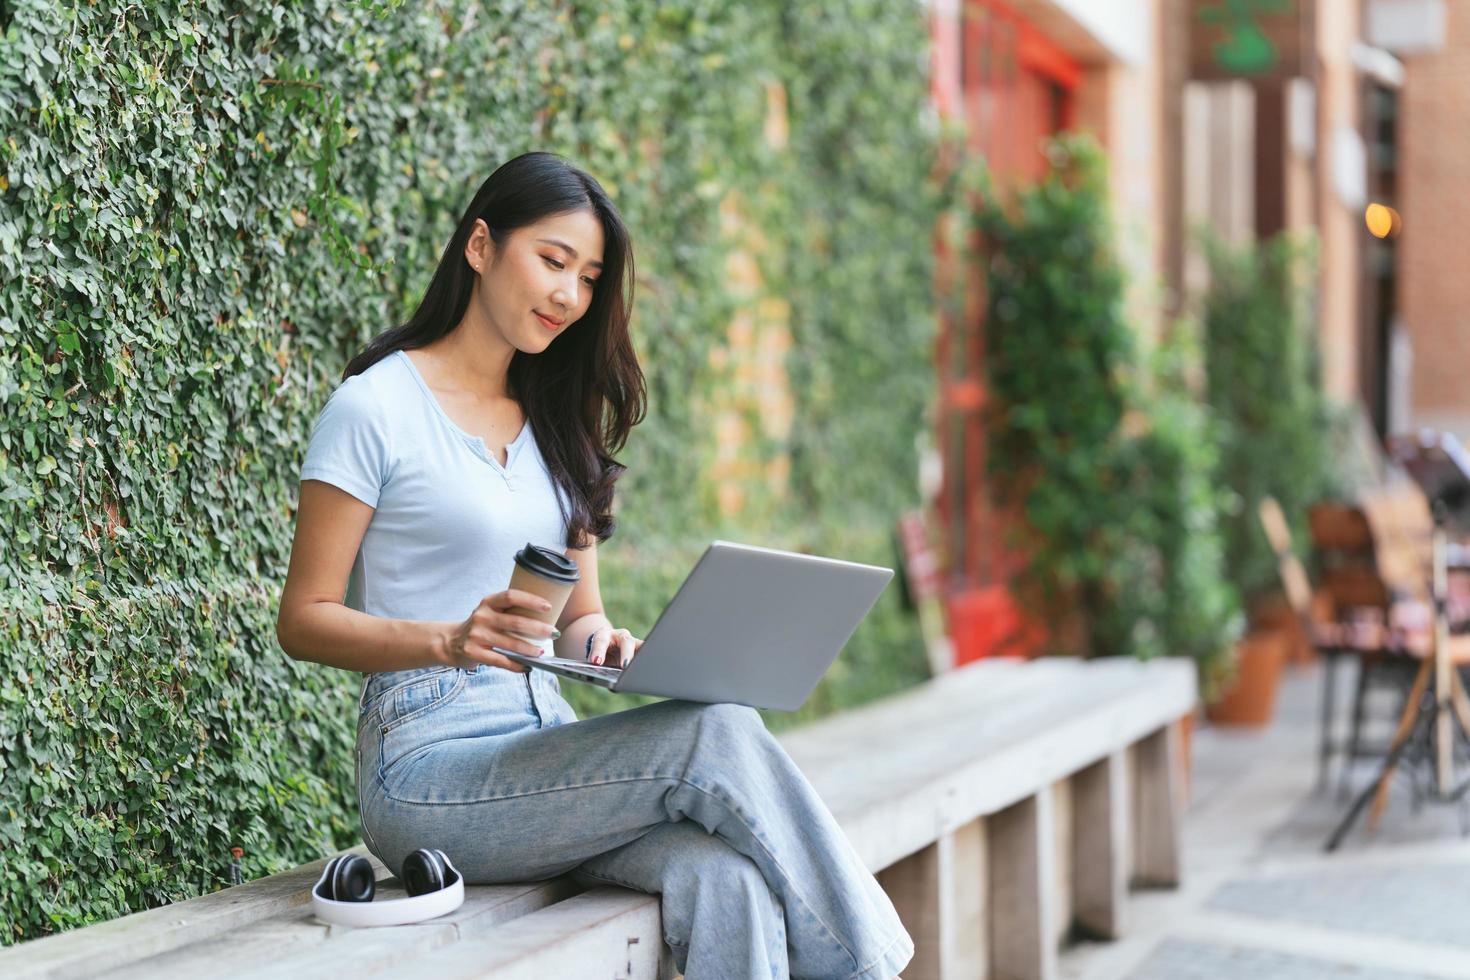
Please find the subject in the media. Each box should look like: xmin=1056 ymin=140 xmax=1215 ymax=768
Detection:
xmin=505 ymin=543 xmax=581 ymax=650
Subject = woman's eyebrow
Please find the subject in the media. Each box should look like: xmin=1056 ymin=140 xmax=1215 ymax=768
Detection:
xmin=536 ymin=238 xmax=604 ymax=270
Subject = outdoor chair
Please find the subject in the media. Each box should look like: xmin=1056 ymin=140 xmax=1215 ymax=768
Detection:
xmin=1284 ymin=499 xmax=1416 ymax=792
xmin=1305 ymin=499 xmax=1417 ymax=799
xmin=1311 ymin=491 xmax=1470 ymax=803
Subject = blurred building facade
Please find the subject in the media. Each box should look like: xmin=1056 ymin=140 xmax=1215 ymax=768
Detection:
xmin=928 ymin=0 xmax=1177 ymax=663
xmin=926 ymin=0 xmax=1460 ymax=665
xmin=1392 ymin=2 xmax=1469 ymax=438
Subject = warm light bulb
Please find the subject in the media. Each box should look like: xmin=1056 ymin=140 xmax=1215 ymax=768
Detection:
xmin=1365 ymin=202 xmax=1399 ymax=239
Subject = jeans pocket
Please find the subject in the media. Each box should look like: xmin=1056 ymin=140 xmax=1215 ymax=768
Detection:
xmin=377 ymin=668 xmax=470 ymax=777
xmin=380 ymin=667 xmax=468 ymax=733
xmin=360 ymin=667 xmax=454 ymax=722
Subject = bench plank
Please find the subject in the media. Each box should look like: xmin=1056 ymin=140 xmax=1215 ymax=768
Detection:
xmin=776 ymin=660 xmax=1044 ymax=775
xmin=784 ymin=659 xmax=1191 ymax=810
xmin=106 ymin=877 xmax=583 ymax=980
xmin=0 ymin=847 xmax=379 ymax=980
xmin=390 ymin=888 xmax=662 ymax=980
xmin=785 ymin=658 xmax=1196 ymax=871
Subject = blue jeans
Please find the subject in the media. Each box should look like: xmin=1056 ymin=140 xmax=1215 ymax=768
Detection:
xmin=355 ymin=664 xmax=914 ymax=979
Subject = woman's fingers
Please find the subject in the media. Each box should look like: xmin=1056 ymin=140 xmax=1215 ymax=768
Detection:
xmin=590 ymin=627 xmax=640 ymax=667
xmin=472 ymin=623 xmax=542 ymax=658
xmin=499 ymin=614 xmax=559 ymax=641
xmin=618 ymin=632 xmax=640 ymax=667
xmin=589 ymin=627 xmax=612 ymax=665
xmin=488 ymin=590 xmax=553 ymax=613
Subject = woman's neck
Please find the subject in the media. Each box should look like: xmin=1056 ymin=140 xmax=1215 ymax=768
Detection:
xmin=427 ymin=310 xmax=516 ymax=401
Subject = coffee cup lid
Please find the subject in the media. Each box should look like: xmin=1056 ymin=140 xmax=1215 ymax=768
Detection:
xmin=514 ymin=543 xmax=581 ymax=584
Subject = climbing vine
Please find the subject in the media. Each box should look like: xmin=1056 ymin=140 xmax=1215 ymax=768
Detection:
xmin=0 ymin=0 xmax=939 ymax=941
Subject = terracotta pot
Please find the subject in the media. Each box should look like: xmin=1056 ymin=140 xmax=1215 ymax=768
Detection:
xmin=1206 ymin=629 xmax=1289 ymax=727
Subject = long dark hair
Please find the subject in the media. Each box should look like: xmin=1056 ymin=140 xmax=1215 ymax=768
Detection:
xmin=342 ymin=152 xmax=646 ymax=550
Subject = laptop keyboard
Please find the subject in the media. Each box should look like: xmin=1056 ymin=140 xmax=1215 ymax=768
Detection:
xmin=540 ymin=656 xmax=623 ymax=680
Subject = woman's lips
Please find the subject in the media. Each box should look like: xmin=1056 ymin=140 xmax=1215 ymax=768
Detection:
xmin=535 ymin=312 xmax=561 ymax=331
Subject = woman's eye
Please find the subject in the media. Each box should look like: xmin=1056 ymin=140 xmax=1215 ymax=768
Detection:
xmin=546 ymin=256 xmax=597 ymax=288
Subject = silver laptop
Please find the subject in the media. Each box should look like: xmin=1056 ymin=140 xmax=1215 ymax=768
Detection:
xmin=498 ymin=540 xmax=894 ymax=711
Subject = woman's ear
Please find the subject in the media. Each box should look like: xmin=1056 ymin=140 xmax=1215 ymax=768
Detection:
xmin=464 ymin=219 xmax=492 ymax=273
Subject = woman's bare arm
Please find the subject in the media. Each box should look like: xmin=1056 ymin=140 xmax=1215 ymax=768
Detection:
xmin=553 ymin=538 xmax=609 ymax=661
xmin=276 ymin=480 xmax=452 ymax=672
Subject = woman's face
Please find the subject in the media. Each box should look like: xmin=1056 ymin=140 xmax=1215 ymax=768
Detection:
xmin=466 ymin=210 xmax=606 ymax=354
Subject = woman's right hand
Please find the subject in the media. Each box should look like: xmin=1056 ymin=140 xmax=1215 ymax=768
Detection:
xmin=441 ymin=589 xmax=559 ymax=673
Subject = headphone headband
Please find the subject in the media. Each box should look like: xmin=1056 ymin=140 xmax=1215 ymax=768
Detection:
xmin=311 ymin=853 xmax=465 ymax=927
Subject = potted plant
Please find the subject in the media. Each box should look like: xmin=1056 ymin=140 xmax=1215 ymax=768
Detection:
xmin=972 ymin=136 xmax=1242 ymax=692
xmin=1197 ymin=231 xmax=1340 ymax=724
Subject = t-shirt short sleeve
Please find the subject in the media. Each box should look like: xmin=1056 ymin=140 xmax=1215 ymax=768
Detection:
xmin=300 ymin=376 xmax=392 ymax=508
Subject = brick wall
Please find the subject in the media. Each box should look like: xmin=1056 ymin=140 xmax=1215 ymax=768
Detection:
xmin=695 ymin=78 xmax=798 ymax=523
xmin=1399 ymin=3 xmax=1470 ymax=439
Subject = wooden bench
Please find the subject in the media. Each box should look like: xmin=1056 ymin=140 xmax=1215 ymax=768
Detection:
xmin=2 ymin=656 xmax=1195 ymax=980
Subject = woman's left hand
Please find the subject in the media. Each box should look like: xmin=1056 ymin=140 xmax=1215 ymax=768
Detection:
xmin=588 ymin=625 xmax=642 ymax=667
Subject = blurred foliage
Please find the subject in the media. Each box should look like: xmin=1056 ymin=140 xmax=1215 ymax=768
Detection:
xmin=972 ymin=136 xmax=1241 ymax=685
xmin=1198 ymin=230 xmax=1340 ymax=615
xmin=1125 ymin=331 xmax=1247 ymax=699
xmin=0 ymin=0 xmax=937 ymax=942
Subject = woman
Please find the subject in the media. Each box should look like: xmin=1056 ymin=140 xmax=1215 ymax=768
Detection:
xmin=275 ymin=151 xmax=913 ymax=979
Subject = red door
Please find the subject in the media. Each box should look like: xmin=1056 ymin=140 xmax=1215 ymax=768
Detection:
xmin=932 ymin=0 xmax=1079 ymax=664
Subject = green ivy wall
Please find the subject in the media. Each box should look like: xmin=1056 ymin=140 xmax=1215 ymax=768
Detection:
xmin=0 ymin=0 xmax=940 ymax=941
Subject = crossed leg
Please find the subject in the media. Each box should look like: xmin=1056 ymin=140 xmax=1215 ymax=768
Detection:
xmin=361 ymin=698 xmax=913 ymax=979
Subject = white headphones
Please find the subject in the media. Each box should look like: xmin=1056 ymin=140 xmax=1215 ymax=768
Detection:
xmin=311 ymin=848 xmax=465 ymax=927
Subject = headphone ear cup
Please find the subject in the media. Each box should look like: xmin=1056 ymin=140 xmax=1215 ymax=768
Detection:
xmin=402 ymin=847 xmax=446 ymax=897
xmin=330 ymin=854 xmax=376 ymax=903
xmin=433 ymin=849 xmax=456 ymax=886
xmin=319 ymin=855 xmax=348 ymax=900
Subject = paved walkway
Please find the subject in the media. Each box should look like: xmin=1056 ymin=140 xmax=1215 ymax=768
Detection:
xmin=1061 ymin=661 xmax=1470 ymax=980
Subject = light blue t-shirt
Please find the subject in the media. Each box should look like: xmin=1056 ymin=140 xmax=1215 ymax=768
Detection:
xmin=299 ymin=349 xmax=571 ymax=630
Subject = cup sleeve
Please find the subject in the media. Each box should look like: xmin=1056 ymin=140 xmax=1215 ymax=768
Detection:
xmin=299 ymin=377 xmax=392 ymax=508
